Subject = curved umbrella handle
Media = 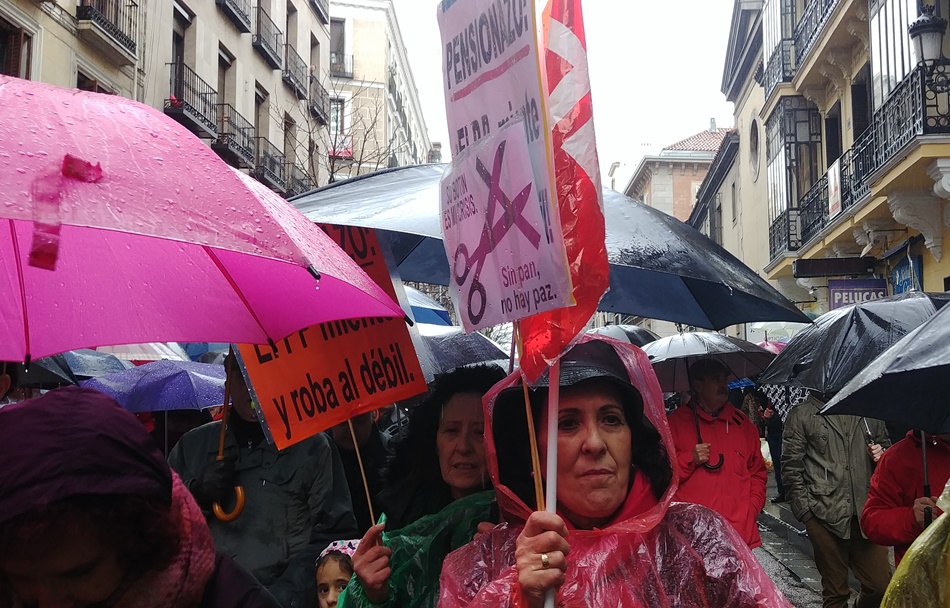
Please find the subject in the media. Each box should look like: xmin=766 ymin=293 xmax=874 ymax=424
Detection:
xmin=213 ymin=485 xmax=245 ymax=522
xmin=703 ymin=454 xmax=725 ymax=470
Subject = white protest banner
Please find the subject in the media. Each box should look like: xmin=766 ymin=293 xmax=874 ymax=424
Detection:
xmin=438 ymin=0 xmax=573 ymax=331
xmin=442 ymin=120 xmax=569 ymax=331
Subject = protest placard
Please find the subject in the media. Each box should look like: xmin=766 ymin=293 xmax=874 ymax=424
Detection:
xmin=438 ymin=0 xmax=574 ymax=332
xmin=237 ymin=224 xmax=427 ymax=450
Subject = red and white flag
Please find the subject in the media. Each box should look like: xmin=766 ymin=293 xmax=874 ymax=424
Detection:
xmin=519 ymin=0 xmax=609 ymax=380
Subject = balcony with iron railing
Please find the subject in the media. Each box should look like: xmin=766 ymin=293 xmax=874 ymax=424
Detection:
xmin=164 ymin=62 xmax=218 ymax=139
xmin=284 ymin=163 xmax=314 ymax=197
xmin=769 ymin=207 xmax=801 ymax=261
xmin=76 ymin=0 xmax=137 ymax=65
xmin=309 ymin=0 xmax=329 ymax=23
xmin=212 ymin=104 xmax=255 ymax=169
xmin=794 ymin=0 xmax=840 ymax=66
xmin=215 ymin=0 xmax=251 ymax=33
xmin=252 ymin=5 xmax=283 ymax=69
xmin=330 ymin=52 xmax=354 ymax=79
xmin=283 ymin=45 xmax=308 ymax=99
xmin=790 ymin=147 xmax=872 ymax=247
xmin=797 ymin=174 xmax=829 ymax=245
xmin=253 ymin=138 xmax=287 ymax=192
xmin=308 ymin=77 xmax=329 ymax=125
xmin=855 ymin=63 xmax=950 ymax=181
xmin=764 ymin=39 xmax=795 ymax=100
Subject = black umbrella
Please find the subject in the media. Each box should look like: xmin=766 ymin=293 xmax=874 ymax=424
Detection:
xmin=292 ymin=165 xmax=809 ymax=330
xmin=757 ymin=292 xmax=950 ymax=393
xmin=819 ymin=303 xmax=950 ymax=526
xmin=17 ymin=349 xmax=132 ymax=388
xmin=416 ymin=324 xmax=508 ymax=378
xmin=586 ymin=324 xmax=659 ymax=348
xmin=641 ymin=332 xmax=776 ymax=393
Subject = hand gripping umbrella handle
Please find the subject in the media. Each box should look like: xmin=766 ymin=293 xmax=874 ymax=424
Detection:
xmin=692 ymin=405 xmax=725 ymax=470
xmin=213 ymin=347 xmax=245 ymax=523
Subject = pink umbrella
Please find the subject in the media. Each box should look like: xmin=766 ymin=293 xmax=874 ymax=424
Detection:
xmin=756 ymin=341 xmax=787 ymax=355
xmin=0 ymin=76 xmax=403 ymax=362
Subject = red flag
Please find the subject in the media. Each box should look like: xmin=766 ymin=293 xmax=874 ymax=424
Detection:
xmin=519 ymin=0 xmax=609 ymax=381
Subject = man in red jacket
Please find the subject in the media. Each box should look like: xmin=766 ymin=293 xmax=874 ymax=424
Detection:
xmin=668 ymin=359 xmax=767 ymax=548
xmin=861 ymin=430 xmax=950 ymax=565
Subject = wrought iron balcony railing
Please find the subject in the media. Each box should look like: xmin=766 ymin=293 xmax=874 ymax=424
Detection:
xmin=330 ymin=52 xmax=354 ymax=79
xmin=76 ymin=0 xmax=137 ymax=56
xmin=308 ymin=77 xmax=329 ymax=125
xmin=252 ymin=5 xmax=283 ymax=69
xmin=798 ymin=174 xmax=829 ymax=245
xmin=309 ymin=0 xmax=329 ymax=23
xmin=764 ymin=39 xmax=795 ymax=100
xmin=253 ymin=137 xmax=287 ymax=192
xmin=283 ymin=45 xmax=308 ymax=99
xmin=769 ymin=208 xmax=801 ymax=261
xmin=285 ymin=163 xmax=314 ymax=197
xmin=850 ymin=128 xmax=874 ymax=201
xmin=212 ymin=104 xmax=255 ymax=168
xmin=215 ymin=0 xmax=252 ymax=33
xmin=164 ymin=62 xmax=218 ymax=139
xmin=794 ymin=0 xmax=840 ymax=65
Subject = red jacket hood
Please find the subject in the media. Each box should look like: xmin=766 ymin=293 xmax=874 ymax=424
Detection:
xmin=483 ymin=335 xmax=677 ymax=536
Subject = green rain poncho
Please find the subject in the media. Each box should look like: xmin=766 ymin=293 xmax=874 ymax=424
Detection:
xmin=881 ymin=478 xmax=950 ymax=608
xmin=339 ymin=490 xmax=494 ymax=608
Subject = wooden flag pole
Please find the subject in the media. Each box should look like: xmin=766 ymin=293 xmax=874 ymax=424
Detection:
xmin=348 ymin=417 xmax=377 ymax=525
xmin=516 ymin=321 xmax=545 ymax=510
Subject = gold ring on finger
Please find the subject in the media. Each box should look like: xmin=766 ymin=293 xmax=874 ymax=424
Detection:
xmin=540 ymin=552 xmax=550 ymax=569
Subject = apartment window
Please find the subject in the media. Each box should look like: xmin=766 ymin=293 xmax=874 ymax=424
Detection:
xmin=218 ymin=47 xmax=234 ymax=105
xmin=765 ymin=96 xmax=823 ymax=223
xmin=870 ymin=0 xmax=917 ymax=110
xmin=0 ymin=16 xmax=31 ymax=79
xmin=714 ymin=194 xmax=723 ymax=245
xmin=730 ymin=181 xmax=737 ymax=224
xmin=255 ymin=85 xmax=270 ymax=139
xmin=286 ymin=1 xmax=298 ymax=49
xmin=763 ymin=0 xmax=796 ymax=58
xmin=329 ymin=98 xmax=344 ymax=135
xmin=283 ymin=115 xmax=296 ymax=163
xmin=77 ymin=71 xmax=113 ymax=94
xmin=330 ymin=19 xmax=344 ymax=55
xmin=310 ymin=33 xmax=320 ymax=75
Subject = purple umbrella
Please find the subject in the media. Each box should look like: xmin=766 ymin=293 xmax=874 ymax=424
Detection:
xmin=80 ymin=360 xmax=225 ymax=413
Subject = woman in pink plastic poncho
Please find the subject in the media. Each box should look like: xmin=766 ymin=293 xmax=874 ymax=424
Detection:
xmin=438 ymin=336 xmax=791 ymax=607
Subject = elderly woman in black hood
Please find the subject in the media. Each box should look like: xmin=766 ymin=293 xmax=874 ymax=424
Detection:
xmin=0 ymin=386 xmax=279 ymax=608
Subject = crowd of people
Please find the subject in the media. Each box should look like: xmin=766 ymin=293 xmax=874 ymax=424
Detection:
xmin=0 ymin=335 xmax=947 ymax=608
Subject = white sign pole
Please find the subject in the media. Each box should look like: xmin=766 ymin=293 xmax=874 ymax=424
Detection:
xmin=543 ymin=359 xmax=560 ymax=608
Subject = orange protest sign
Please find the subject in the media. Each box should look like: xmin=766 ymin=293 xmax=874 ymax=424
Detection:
xmin=237 ymin=224 xmax=428 ymax=450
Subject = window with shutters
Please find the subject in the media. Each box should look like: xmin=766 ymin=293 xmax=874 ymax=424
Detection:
xmin=77 ymin=71 xmax=114 ymax=94
xmin=0 ymin=17 xmax=32 ymax=79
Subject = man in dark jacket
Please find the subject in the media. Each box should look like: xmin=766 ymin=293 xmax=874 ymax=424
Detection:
xmin=783 ymin=394 xmax=891 ymax=608
xmin=170 ymin=354 xmax=358 ymax=608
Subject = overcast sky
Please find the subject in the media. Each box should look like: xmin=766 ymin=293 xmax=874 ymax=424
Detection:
xmin=393 ymin=0 xmax=736 ymax=188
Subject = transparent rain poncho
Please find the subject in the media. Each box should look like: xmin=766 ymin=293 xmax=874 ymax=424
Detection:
xmin=438 ymin=336 xmax=792 ymax=607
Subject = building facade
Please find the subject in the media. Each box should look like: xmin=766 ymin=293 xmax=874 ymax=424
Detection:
xmin=759 ymin=0 xmax=950 ymax=302
xmin=0 ymin=0 xmax=334 ymax=195
xmin=623 ymin=124 xmax=730 ymax=223
xmin=324 ymin=0 xmax=430 ymax=181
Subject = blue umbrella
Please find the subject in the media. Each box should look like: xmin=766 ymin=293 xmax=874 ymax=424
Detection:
xmin=18 ymin=349 xmax=132 ymax=388
xmin=80 ymin=360 xmax=225 ymax=413
xmin=406 ymin=286 xmax=452 ymax=326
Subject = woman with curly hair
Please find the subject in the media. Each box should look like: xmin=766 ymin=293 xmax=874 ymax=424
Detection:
xmin=0 ymin=386 xmax=279 ymax=608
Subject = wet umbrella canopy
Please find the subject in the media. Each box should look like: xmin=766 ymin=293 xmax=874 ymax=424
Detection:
xmin=292 ymin=165 xmax=808 ymax=330
xmin=0 ymin=76 xmax=404 ymax=362
xmin=80 ymin=359 xmax=226 ymax=413
xmin=415 ymin=324 xmax=508 ymax=379
xmin=642 ymin=332 xmax=775 ymax=392
xmin=758 ymin=292 xmax=950 ymax=394
xmin=586 ymin=324 xmax=659 ymax=348
xmin=819 ymin=302 xmax=950 ymax=434
xmin=18 ymin=349 xmax=132 ymax=388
